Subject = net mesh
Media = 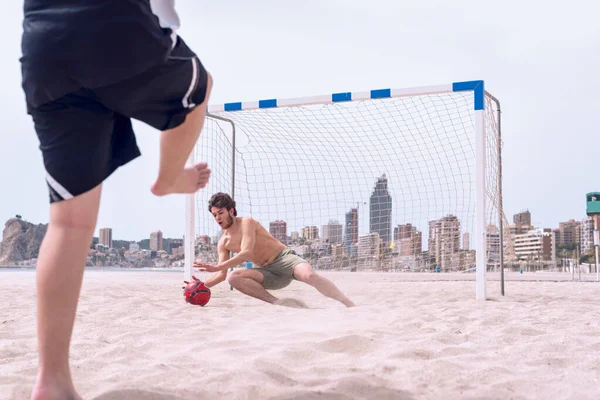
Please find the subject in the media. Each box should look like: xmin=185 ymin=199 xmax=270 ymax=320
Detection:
xmin=193 ymin=90 xmax=508 ymax=272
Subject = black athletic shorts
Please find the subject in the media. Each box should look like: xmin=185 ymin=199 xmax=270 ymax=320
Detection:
xmin=25 ymin=37 xmax=209 ymax=203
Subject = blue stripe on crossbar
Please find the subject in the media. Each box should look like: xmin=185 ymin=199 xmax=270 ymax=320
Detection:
xmin=224 ymin=102 xmax=242 ymax=111
xmin=259 ymin=99 xmax=277 ymax=108
xmin=332 ymin=92 xmax=352 ymax=102
xmin=371 ymin=89 xmax=391 ymax=99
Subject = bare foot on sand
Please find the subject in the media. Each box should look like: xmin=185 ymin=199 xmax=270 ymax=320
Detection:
xmin=343 ymin=300 xmax=357 ymax=307
xmin=151 ymin=162 xmax=211 ymax=196
xmin=31 ymin=380 xmax=82 ymax=400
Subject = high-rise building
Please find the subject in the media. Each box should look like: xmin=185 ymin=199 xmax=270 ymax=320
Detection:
xmin=486 ymin=225 xmax=501 ymax=263
xmin=291 ymin=231 xmax=299 ymax=242
xmin=162 ymin=238 xmax=171 ymax=253
xmin=509 ymin=210 xmax=533 ymax=242
xmin=513 ymin=210 xmax=531 ymax=226
xmin=358 ymin=232 xmax=380 ymax=259
xmin=413 ymin=231 xmax=423 ymax=255
xmin=269 ymin=220 xmax=287 ymax=244
xmin=513 ymin=228 xmax=553 ymax=261
xmin=322 ymin=220 xmax=343 ymax=244
xmin=168 ymin=238 xmax=184 ymax=255
xmin=301 ymin=226 xmax=319 ymax=241
xmin=393 ymin=223 xmax=422 ymax=256
xmin=558 ymin=219 xmax=581 ymax=246
xmin=509 ymin=224 xmax=533 ymax=236
xmin=344 ymin=208 xmax=358 ymax=249
xmin=369 ymin=174 xmax=392 ymax=247
xmin=428 ymin=220 xmax=437 ymax=257
xmin=150 ymin=230 xmax=163 ymax=251
xmin=462 ymin=232 xmax=470 ymax=251
xmin=99 ymin=228 xmax=112 ymax=248
xmin=428 ymin=215 xmax=461 ymax=270
xmin=332 ymin=244 xmax=345 ymax=257
xmin=394 ymin=224 xmax=413 ymax=241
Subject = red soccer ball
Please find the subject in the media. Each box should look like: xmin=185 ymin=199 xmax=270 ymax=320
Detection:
xmin=182 ymin=276 xmax=211 ymax=306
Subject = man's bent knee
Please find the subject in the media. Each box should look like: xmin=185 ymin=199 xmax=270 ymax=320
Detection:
xmin=227 ymin=269 xmax=263 ymax=286
xmin=227 ymin=271 xmax=242 ymax=286
xmin=293 ymin=263 xmax=317 ymax=283
xmin=299 ymin=272 xmax=318 ymax=284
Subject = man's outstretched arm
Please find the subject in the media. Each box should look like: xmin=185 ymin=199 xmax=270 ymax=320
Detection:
xmin=203 ymin=269 xmax=227 ymax=288
xmin=203 ymin=239 xmax=229 ymax=287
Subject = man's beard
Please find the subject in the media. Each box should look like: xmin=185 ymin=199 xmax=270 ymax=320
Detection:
xmin=222 ymin=215 xmax=234 ymax=229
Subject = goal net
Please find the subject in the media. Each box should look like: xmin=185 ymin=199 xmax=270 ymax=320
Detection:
xmin=185 ymin=81 xmax=508 ymax=300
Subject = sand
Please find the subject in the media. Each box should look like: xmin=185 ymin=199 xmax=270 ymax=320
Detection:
xmin=1 ymin=269 xmax=599 ymax=400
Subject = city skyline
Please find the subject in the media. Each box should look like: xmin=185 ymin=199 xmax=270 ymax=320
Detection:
xmin=83 ymin=207 xmax=595 ymax=254
xmin=5 ymin=189 xmax=593 ymax=243
xmin=57 ymin=189 xmax=596 ymax=260
xmin=4 ymin=203 xmax=592 ymax=269
xmin=2 ymin=168 xmax=595 ymax=271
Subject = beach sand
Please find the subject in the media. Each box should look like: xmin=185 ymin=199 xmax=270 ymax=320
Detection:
xmin=1 ymin=269 xmax=599 ymax=400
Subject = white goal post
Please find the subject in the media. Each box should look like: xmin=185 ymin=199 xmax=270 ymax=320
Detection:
xmin=185 ymin=80 xmax=506 ymax=301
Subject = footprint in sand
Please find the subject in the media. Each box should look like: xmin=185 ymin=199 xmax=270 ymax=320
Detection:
xmin=92 ymin=389 xmax=185 ymax=400
xmin=274 ymin=298 xmax=309 ymax=308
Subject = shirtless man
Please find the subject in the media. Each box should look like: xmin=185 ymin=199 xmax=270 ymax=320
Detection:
xmin=194 ymin=193 xmax=356 ymax=307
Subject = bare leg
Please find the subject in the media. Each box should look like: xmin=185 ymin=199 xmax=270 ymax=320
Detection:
xmin=293 ymin=264 xmax=356 ymax=307
xmin=151 ymin=73 xmax=214 ymax=196
xmin=30 ymin=184 xmax=103 ymax=400
xmin=227 ymin=270 xmax=279 ymax=304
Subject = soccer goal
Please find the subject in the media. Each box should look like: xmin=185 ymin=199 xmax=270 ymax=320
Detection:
xmin=185 ymin=80 xmax=508 ymax=301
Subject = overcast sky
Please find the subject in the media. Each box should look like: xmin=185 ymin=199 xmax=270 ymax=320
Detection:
xmin=0 ymin=0 xmax=598 ymax=242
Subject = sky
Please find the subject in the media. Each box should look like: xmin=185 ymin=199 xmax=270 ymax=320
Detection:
xmin=0 ymin=0 xmax=599 ymax=242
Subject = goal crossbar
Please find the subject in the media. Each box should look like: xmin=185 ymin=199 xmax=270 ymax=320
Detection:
xmin=208 ymin=80 xmax=485 ymax=113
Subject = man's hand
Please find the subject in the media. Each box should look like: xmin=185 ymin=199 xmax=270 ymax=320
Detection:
xmin=194 ymin=261 xmax=222 ymax=273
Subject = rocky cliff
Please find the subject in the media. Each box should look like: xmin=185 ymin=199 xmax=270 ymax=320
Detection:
xmin=0 ymin=217 xmax=47 ymax=264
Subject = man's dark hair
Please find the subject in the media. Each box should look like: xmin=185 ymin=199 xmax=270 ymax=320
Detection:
xmin=208 ymin=192 xmax=237 ymax=216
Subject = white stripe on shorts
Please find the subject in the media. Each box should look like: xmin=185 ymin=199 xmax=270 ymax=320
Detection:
xmin=182 ymin=58 xmax=198 ymax=109
xmin=46 ymin=171 xmax=74 ymax=200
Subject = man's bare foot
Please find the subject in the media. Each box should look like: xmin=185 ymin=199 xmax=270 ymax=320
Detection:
xmin=343 ymin=299 xmax=357 ymax=307
xmin=31 ymin=380 xmax=82 ymax=400
xmin=151 ymin=162 xmax=211 ymax=196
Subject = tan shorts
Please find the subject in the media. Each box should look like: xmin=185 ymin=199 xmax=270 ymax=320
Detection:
xmin=255 ymin=249 xmax=307 ymax=290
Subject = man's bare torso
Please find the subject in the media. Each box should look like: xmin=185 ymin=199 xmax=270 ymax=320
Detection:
xmin=221 ymin=217 xmax=287 ymax=267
